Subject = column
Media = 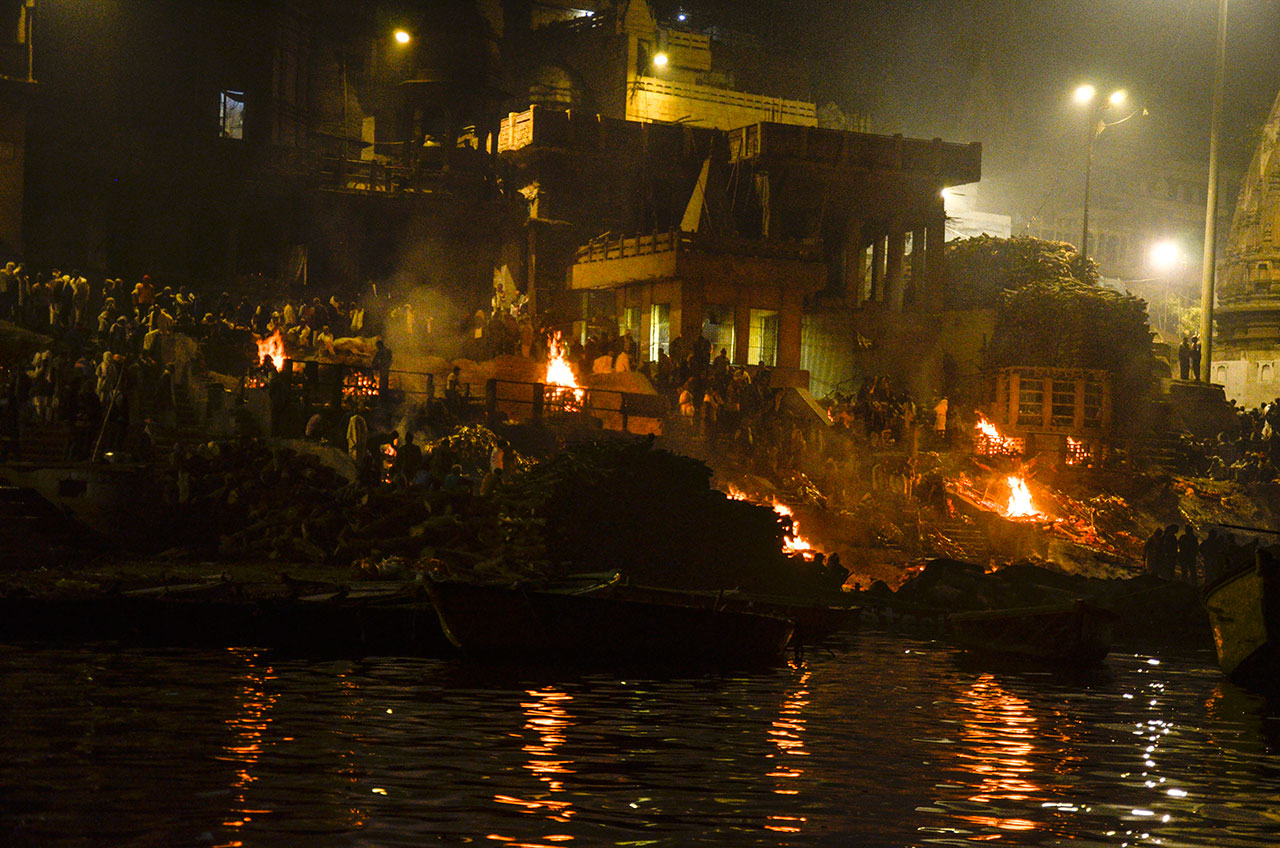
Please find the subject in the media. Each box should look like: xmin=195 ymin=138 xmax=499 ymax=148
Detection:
xmin=871 ymin=234 xmax=886 ymax=305
xmin=924 ymin=205 xmax=946 ymax=310
xmin=910 ymin=227 xmax=926 ymax=307
xmin=886 ymin=228 xmax=906 ymax=311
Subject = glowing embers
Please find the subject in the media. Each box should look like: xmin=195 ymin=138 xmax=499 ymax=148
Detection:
xmin=974 ymin=413 xmax=1025 ymax=458
xmin=724 ymin=485 xmax=817 ymax=558
xmin=1066 ymin=436 xmax=1092 ymax=466
xmin=544 ymin=332 xmax=585 ymax=413
xmin=1004 ymin=476 xmax=1045 ymax=520
xmin=343 ymin=370 xmax=380 ymax=399
xmin=255 ymin=329 xmax=286 ymax=372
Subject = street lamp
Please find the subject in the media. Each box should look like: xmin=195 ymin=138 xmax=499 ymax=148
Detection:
xmin=1150 ymin=240 xmax=1180 ymax=272
xmin=652 ymin=51 xmax=669 ymax=68
xmin=393 ymin=29 xmax=411 ymax=45
xmin=1076 ymin=84 xmax=1140 ymax=266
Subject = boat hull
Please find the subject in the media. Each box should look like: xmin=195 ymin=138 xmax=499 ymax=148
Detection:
xmin=948 ymin=600 xmax=1116 ymax=666
xmin=425 ymin=579 xmax=795 ymax=667
xmin=587 ymin=583 xmax=859 ymax=646
xmin=1203 ymin=557 xmax=1280 ymax=693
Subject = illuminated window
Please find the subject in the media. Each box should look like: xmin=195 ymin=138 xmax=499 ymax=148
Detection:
xmin=649 ymin=303 xmax=670 ymax=361
xmin=747 ymin=309 xmax=779 ymax=367
xmin=220 ymin=90 xmax=244 ymax=140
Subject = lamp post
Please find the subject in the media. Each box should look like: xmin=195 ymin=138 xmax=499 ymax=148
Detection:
xmin=1076 ymin=85 xmax=1128 ymax=264
xmin=1199 ymin=0 xmax=1228 ymax=383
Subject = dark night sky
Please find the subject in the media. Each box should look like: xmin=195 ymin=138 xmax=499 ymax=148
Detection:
xmin=659 ymin=0 xmax=1280 ymax=213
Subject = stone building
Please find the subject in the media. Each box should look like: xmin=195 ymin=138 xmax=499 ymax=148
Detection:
xmin=21 ymin=0 xmax=507 ymax=290
xmin=1213 ymin=89 xmax=1280 ymax=407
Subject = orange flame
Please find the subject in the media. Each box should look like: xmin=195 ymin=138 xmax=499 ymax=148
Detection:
xmin=1005 ymin=475 xmax=1042 ymax=519
xmin=974 ymin=412 xmax=1022 ymax=456
xmin=723 ymin=485 xmax=816 ymax=556
xmin=256 ymin=330 xmax=286 ymax=371
xmin=545 ymin=332 xmax=585 ymax=411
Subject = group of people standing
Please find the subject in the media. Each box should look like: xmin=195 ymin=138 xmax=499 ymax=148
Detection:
xmin=1177 ymin=334 xmax=1203 ymax=381
xmin=1142 ymin=524 xmax=1236 ymax=584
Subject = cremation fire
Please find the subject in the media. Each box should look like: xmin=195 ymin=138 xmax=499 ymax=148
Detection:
xmin=724 ymin=485 xmax=817 ymax=557
xmin=544 ymin=332 xmax=585 ymax=412
xmin=973 ymin=412 xmax=1023 ymax=457
xmin=256 ymin=330 xmax=286 ymax=372
xmin=343 ymin=370 xmax=379 ymax=399
xmin=1005 ymin=475 xmax=1043 ymax=519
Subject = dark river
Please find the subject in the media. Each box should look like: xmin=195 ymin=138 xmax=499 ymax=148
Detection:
xmin=2 ymin=633 xmax=1278 ymax=847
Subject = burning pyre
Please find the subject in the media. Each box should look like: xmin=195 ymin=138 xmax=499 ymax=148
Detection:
xmin=544 ymin=332 xmax=585 ymax=413
xmin=343 ymin=370 xmax=380 ymax=400
xmin=256 ymin=330 xmax=286 ymax=372
xmin=1004 ymin=475 xmax=1044 ymax=519
xmin=973 ymin=412 xmax=1024 ymax=457
xmin=724 ymin=485 xmax=817 ymax=558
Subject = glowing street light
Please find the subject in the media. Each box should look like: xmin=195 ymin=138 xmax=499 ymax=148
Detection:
xmin=1149 ymin=240 xmax=1180 ymax=272
xmin=393 ymin=29 xmax=411 ymax=45
xmin=652 ymin=51 xmax=669 ymax=68
xmin=1076 ymin=83 xmax=1138 ymax=265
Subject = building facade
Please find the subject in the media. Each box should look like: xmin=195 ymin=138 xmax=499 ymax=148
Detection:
xmin=1212 ymin=88 xmax=1280 ymax=407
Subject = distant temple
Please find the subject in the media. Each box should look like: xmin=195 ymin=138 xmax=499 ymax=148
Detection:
xmin=1215 ymin=88 xmax=1280 ymax=407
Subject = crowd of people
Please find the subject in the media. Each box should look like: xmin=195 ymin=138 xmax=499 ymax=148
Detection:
xmin=1166 ymin=398 xmax=1280 ymax=483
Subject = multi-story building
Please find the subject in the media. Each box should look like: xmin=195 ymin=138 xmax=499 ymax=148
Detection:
xmin=21 ymin=0 xmax=507 ymax=290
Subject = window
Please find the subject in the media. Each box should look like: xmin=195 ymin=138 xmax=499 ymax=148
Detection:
xmin=649 ymin=303 xmax=670 ymax=362
xmin=1017 ymin=378 xmax=1044 ymax=427
xmin=747 ymin=309 xmax=779 ymax=367
xmin=220 ymin=90 xmax=245 ymax=140
xmin=1216 ymin=365 xmax=1227 ymax=383
xmin=701 ymin=304 xmax=735 ymax=363
xmin=619 ymin=306 xmax=640 ymax=343
xmin=1083 ymin=381 xmax=1103 ymax=427
xmin=1051 ymin=380 xmax=1076 ymax=428
xmin=1262 ymin=364 xmax=1274 ymax=383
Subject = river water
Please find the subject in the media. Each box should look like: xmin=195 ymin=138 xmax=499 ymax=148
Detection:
xmin=2 ymin=633 xmax=1278 ymax=847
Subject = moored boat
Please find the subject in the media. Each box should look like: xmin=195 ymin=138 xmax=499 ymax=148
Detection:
xmin=423 ymin=577 xmax=795 ymax=667
xmin=583 ymin=582 xmax=859 ymax=647
xmin=1202 ymin=552 xmax=1280 ymax=694
xmin=947 ymin=599 xmax=1117 ymax=665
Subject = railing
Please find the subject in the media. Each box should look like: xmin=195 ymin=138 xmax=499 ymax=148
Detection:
xmin=484 ymin=378 xmax=667 ymax=433
xmin=573 ymin=229 xmax=822 ymax=265
xmin=726 ymin=122 xmax=982 ymax=183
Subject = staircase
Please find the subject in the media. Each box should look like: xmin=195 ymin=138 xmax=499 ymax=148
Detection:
xmin=935 ymin=516 xmax=993 ymax=565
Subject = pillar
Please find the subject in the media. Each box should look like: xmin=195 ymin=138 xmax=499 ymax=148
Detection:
xmin=910 ymin=227 xmax=926 ymax=307
xmin=871 ymin=235 xmax=886 ymax=304
xmin=924 ymin=205 xmax=946 ymax=310
xmin=886 ymin=229 xmax=906 ymax=311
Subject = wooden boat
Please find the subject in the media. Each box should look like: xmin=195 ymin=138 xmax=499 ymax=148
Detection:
xmin=583 ymin=582 xmax=859 ymax=647
xmin=1202 ymin=553 xmax=1280 ymax=694
xmin=947 ymin=599 xmax=1117 ymax=665
xmin=423 ymin=577 xmax=795 ymax=667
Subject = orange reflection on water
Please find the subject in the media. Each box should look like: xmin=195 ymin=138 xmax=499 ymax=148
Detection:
xmin=765 ymin=668 xmax=811 ymax=825
xmin=217 ymin=649 xmax=278 ymax=834
xmin=494 ymin=687 xmax=577 ymax=828
xmin=954 ymin=674 xmax=1044 ymax=820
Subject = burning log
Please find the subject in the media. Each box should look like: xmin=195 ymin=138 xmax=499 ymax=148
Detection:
xmin=544 ymin=332 xmax=585 ymax=413
xmin=723 ymin=485 xmax=818 ymax=558
xmin=973 ymin=412 xmax=1024 ymax=458
xmin=256 ymin=330 xmax=286 ymax=371
xmin=343 ymin=370 xmax=380 ymax=399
